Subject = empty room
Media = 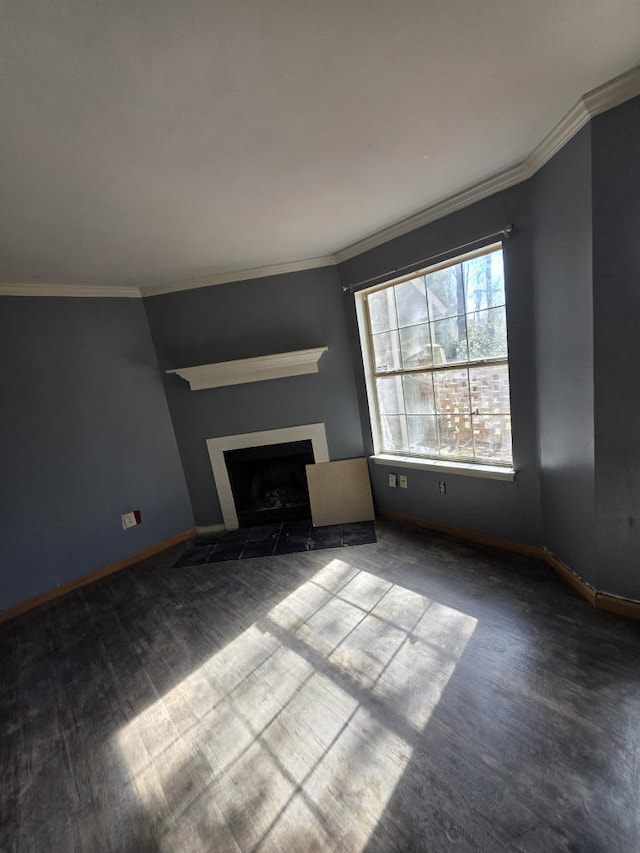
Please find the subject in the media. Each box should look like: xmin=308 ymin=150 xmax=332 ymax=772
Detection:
xmin=2 ymin=2 xmax=640 ymax=851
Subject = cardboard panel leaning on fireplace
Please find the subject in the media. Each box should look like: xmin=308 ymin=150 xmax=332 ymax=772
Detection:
xmin=306 ymin=458 xmax=375 ymax=527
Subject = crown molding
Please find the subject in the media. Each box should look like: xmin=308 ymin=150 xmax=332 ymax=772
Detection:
xmin=584 ymin=63 xmax=640 ymax=118
xmin=524 ymin=65 xmax=640 ymax=177
xmin=0 ymin=282 xmax=141 ymax=298
xmin=0 ymin=255 xmax=336 ymax=299
xmin=334 ymin=161 xmax=530 ymax=264
xmin=140 ymin=255 xmax=337 ymax=297
xmin=335 ymin=63 xmax=640 ymax=264
xmin=524 ymin=100 xmax=591 ymax=177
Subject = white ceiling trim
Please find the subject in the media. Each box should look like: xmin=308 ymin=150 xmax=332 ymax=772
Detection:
xmin=583 ymin=63 xmax=640 ymax=116
xmin=334 ymin=161 xmax=531 ymax=264
xmin=334 ymin=64 xmax=640 ymax=264
xmin=140 ymin=256 xmax=337 ymax=297
xmin=0 ymin=283 xmax=141 ymax=298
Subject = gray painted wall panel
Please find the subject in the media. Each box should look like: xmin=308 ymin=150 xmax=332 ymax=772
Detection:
xmin=592 ymin=96 xmax=640 ymax=598
xmin=1 ymin=297 xmax=193 ymax=609
xmin=338 ymin=186 xmax=543 ymax=545
xmin=532 ymin=127 xmax=595 ymax=584
xmin=143 ymin=266 xmax=364 ymax=526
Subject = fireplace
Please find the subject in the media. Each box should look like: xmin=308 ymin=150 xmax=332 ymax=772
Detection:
xmin=206 ymin=424 xmax=329 ymax=529
xmin=224 ymin=440 xmax=314 ymax=527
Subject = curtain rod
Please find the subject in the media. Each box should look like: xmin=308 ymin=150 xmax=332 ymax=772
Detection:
xmin=342 ymin=225 xmax=513 ymax=293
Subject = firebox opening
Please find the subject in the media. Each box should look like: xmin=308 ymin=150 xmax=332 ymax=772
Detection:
xmin=224 ymin=440 xmax=314 ymax=527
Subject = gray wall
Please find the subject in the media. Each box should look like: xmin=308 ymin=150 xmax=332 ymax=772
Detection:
xmin=592 ymin=96 xmax=640 ymax=599
xmin=338 ymin=185 xmax=544 ymax=545
xmin=143 ymin=266 xmax=364 ymax=527
xmin=532 ymin=127 xmax=596 ymax=585
xmin=0 ymin=297 xmax=193 ymax=609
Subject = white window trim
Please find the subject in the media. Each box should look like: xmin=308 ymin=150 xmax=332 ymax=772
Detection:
xmin=354 ymin=244 xmax=516 ymax=480
xmin=371 ymin=453 xmax=515 ymax=481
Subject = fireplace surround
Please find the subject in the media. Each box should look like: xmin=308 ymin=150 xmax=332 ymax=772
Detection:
xmin=206 ymin=423 xmax=329 ymax=529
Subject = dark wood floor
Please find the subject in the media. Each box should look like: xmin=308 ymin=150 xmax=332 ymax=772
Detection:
xmin=2 ymin=520 xmax=639 ymax=852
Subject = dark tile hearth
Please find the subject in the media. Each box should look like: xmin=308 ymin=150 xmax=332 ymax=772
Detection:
xmin=175 ymin=519 xmax=376 ymax=566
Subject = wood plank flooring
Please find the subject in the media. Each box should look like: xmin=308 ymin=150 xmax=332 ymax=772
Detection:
xmin=1 ymin=519 xmax=639 ymax=852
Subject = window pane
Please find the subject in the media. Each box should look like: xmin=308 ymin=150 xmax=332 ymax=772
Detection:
xmin=431 ymin=316 xmax=468 ymax=363
xmin=437 ymin=414 xmax=473 ymax=458
xmin=426 ymin=265 xmax=465 ymax=320
xmin=469 ymin=365 xmax=511 ymax=414
xmin=472 ymin=414 xmax=512 ymax=463
xmin=363 ymin=246 xmax=511 ymax=467
xmin=433 ymin=369 xmax=470 ymax=415
xmin=380 ymin=415 xmax=408 ymax=452
xmin=368 ymin=288 xmax=397 ymax=333
xmin=408 ymin=415 xmax=439 ymax=455
xmin=467 ymin=307 xmax=507 ymax=360
xmin=403 ymin=373 xmax=435 ymax=414
xmin=372 ymin=330 xmax=402 ymax=372
xmin=376 ymin=376 xmax=404 ymax=414
xmin=395 ymin=277 xmax=428 ymax=327
xmin=399 ymin=323 xmax=434 ymax=369
xmin=464 ymin=250 xmax=505 ymax=312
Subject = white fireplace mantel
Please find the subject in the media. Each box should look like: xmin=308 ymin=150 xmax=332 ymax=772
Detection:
xmin=166 ymin=347 xmax=328 ymax=391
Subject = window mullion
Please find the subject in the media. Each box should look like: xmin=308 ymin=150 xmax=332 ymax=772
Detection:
xmin=461 ymin=266 xmax=476 ymax=461
xmin=393 ymin=286 xmax=411 ymax=452
xmin=373 ymin=356 xmax=508 ymax=381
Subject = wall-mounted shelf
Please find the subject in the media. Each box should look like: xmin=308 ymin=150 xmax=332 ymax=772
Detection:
xmin=166 ymin=347 xmax=328 ymax=391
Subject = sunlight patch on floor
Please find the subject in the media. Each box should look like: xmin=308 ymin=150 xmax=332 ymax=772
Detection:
xmin=116 ymin=558 xmax=477 ymax=851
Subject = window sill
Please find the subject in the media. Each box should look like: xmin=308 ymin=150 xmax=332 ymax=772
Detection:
xmin=371 ymin=453 xmax=516 ymax=481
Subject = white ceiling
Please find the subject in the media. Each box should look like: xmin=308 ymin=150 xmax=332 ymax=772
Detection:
xmin=2 ymin=0 xmax=640 ymax=291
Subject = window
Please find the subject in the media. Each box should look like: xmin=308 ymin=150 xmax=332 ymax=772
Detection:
xmin=357 ymin=244 xmax=513 ymax=467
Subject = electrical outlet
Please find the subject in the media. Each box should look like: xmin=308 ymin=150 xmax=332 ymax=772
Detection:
xmin=439 ymin=481 xmax=447 ymax=495
xmin=388 ymin=473 xmax=397 ymax=488
xmin=399 ymin=474 xmax=408 ymax=489
xmin=121 ymin=511 xmax=141 ymax=530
